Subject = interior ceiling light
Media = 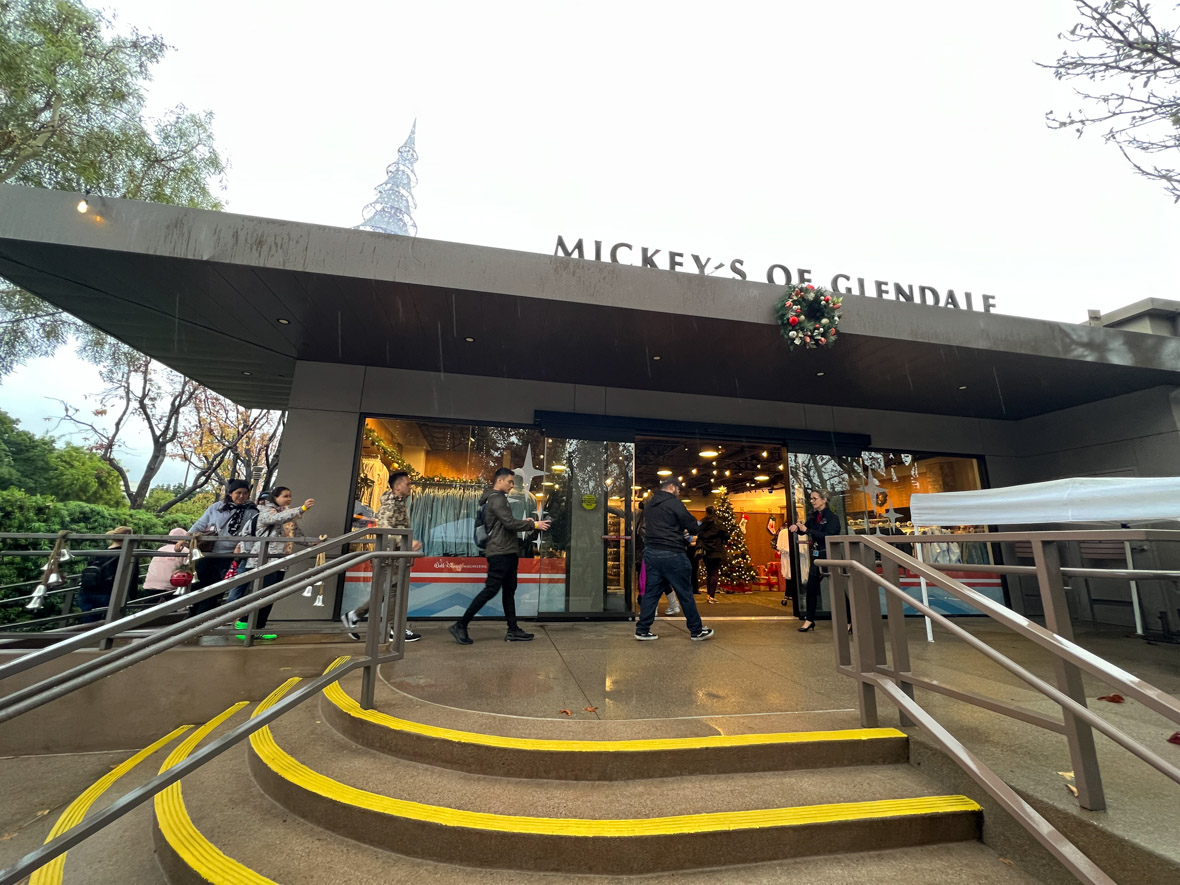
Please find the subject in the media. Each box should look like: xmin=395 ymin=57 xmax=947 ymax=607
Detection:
xmin=682 ymin=498 xmax=691 ymax=503
xmin=543 ymin=481 xmax=555 ymax=486
xmin=241 ymin=371 xmax=252 ymax=376
xmin=761 ymin=451 xmax=768 ymax=459
xmin=552 ymin=464 xmax=567 ymax=472
xmin=657 ymin=469 xmax=672 ymax=476
xmin=652 ymin=355 xmax=662 ymax=361
xmin=724 ymin=470 xmax=731 ymax=477
xmin=754 ymin=474 xmax=770 ymax=481
xmin=779 ymin=464 xmax=784 ymax=470
xmin=277 ymin=317 xmax=291 ymax=325
xmin=464 ymin=336 xmax=475 ymax=342
xmin=699 ymin=449 xmax=720 ymax=458
xmin=711 ymin=488 xmax=723 ymax=494
xmin=712 ymin=469 xmax=718 ymax=476
xmin=816 ymin=372 xmax=825 ymax=376
xmin=958 ymin=385 xmax=968 ymax=390
xmin=691 ymin=468 xmax=698 ymax=475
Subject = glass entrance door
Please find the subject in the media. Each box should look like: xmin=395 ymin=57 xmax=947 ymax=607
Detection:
xmin=537 ymin=438 xmax=635 ymax=615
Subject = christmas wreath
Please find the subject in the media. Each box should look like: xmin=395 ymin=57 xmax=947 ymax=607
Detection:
xmin=776 ymin=284 xmax=842 ymax=349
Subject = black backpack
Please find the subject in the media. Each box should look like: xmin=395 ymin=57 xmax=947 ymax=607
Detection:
xmin=473 ymin=502 xmax=489 ymax=551
xmin=80 ymin=563 xmax=111 ymax=595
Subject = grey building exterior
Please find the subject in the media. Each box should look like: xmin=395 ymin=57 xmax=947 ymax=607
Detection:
xmin=2 ymin=184 xmax=1178 ymax=627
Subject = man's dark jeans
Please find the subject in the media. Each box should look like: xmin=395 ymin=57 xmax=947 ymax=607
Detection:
xmin=459 ymin=553 xmax=520 ymax=629
xmin=636 ymin=548 xmax=703 ymax=634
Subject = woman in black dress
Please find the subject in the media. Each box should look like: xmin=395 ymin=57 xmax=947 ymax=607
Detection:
xmin=789 ymin=489 xmax=842 ymax=632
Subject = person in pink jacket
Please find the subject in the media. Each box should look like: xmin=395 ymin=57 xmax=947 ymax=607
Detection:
xmin=143 ymin=528 xmax=190 ymax=595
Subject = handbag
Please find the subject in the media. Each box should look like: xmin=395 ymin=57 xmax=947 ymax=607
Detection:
xmin=223 ymin=560 xmax=241 ymax=580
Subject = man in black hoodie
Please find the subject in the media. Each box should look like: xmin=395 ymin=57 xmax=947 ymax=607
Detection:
xmin=449 ymin=467 xmax=550 ymax=644
xmin=635 ymin=477 xmax=714 ymax=641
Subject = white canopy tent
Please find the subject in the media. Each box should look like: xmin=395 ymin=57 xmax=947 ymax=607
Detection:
xmin=910 ymin=476 xmax=1180 ymax=637
xmin=909 ymin=476 xmax=1180 ymax=528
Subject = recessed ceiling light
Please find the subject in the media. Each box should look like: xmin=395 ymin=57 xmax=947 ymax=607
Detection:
xmin=761 ymin=451 xmax=768 ymax=459
xmin=241 ymin=371 xmax=252 ymax=376
xmin=816 ymin=372 xmax=825 ymax=377
xmin=657 ymin=469 xmax=672 ymax=476
xmin=712 ymin=469 xmax=718 ymax=475
xmin=699 ymin=449 xmax=720 ymax=458
xmin=724 ymin=470 xmax=731 ymax=477
xmin=754 ymin=474 xmax=770 ymax=481
xmin=958 ymin=385 xmax=968 ymax=390
xmin=678 ymin=475 xmax=684 ymax=481
xmin=652 ymin=355 xmax=662 ymax=361
xmin=711 ymin=488 xmax=723 ymax=494
xmin=465 ymin=337 xmax=475 ymax=342
xmin=691 ymin=468 xmax=698 ymax=475
xmin=681 ymin=498 xmax=691 ymax=503
xmin=552 ymin=464 xmax=567 ymax=472
xmin=277 ymin=318 xmax=291 ymax=325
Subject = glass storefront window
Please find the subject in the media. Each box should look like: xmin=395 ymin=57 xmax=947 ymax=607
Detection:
xmin=787 ymin=449 xmax=1000 ymax=616
xmin=350 ymin=418 xmax=633 ymax=619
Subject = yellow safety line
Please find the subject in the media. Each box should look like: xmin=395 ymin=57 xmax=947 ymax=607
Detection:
xmin=322 ymin=655 xmax=906 ymax=752
xmin=29 ymin=726 xmax=192 ymax=885
xmin=154 ymin=701 xmax=277 ymax=885
xmin=253 ymin=679 xmax=980 ymax=837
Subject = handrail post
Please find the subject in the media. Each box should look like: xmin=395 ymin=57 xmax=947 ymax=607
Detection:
xmin=1033 ymin=538 xmax=1107 ymax=811
xmin=243 ymin=545 xmax=270 ymax=648
xmin=849 ymin=539 xmax=880 ymax=728
xmin=829 ymin=539 xmax=852 ymax=668
xmin=99 ymin=544 xmax=134 ymax=651
xmin=360 ymin=533 xmax=392 ymax=710
xmin=881 ymin=552 xmax=916 ymax=727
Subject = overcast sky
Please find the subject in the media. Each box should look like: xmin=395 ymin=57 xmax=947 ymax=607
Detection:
xmin=4 ymin=0 xmax=1179 ymax=487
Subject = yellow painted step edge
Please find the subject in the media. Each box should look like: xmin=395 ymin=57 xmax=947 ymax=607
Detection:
xmin=322 ymin=656 xmax=906 ymax=752
xmin=29 ymin=725 xmax=191 ymax=885
xmin=256 ymin=678 xmax=980 ymax=838
xmin=154 ymin=701 xmax=278 ymax=885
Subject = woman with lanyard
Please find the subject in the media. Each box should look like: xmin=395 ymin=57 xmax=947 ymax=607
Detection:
xmin=186 ymin=479 xmax=259 ymax=618
xmin=788 ymin=488 xmax=842 ymax=633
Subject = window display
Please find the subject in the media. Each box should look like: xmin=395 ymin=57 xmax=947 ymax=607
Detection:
xmin=347 ymin=418 xmax=634 ymax=619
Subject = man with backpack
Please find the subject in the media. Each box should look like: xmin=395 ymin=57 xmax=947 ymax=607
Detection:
xmin=449 ymin=467 xmax=550 ymax=644
xmin=78 ymin=526 xmax=135 ymax=624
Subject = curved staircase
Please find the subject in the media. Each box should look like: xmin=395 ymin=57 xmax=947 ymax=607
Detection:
xmin=138 ymin=658 xmax=1037 ymax=883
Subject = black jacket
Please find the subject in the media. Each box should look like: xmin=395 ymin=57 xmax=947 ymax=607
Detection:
xmin=696 ymin=515 xmax=729 ymax=559
xmin=479 ymin=488 xmax=537 ymax=557
xmin=804 ymin=507 xmax=842 ymax=555
xmin=643 ymin=490 xmax=699 ymax=554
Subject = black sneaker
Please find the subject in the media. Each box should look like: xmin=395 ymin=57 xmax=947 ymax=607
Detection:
xmin=404 ymin=629 xmax=422 ymax=642
xmin=635 ymin=631 xmax=658 ymax=641
xmin=690 ymin=627 xmax=714 ymax=641
xmin=448 ymin=622 xmax=473 ymax=645
xmin=505 ymin=627 xmax=534 ymax=641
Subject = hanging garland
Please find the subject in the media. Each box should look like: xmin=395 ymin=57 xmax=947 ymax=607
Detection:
xmin=776 ymin=284 xmax=842 ymax=349
xmin=362 ymin=426 xmax=484 ymax=487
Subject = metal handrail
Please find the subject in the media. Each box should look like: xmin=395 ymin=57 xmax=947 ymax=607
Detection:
xmin=0 ymin=528 xmax=418 ymax=884
xmin=819 ymin=532 xmax=1180 ymax=885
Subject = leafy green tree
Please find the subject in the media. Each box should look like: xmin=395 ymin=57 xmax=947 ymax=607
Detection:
xmin=0 ymin=408 xmax=122 ymax=505
xmin=0 ymin=487 xmax=178 ymax=626
xmin=143 ymin=484 xmax=214 ymax=527
xmin=1042 ymin=1 xmax=1180 ymax=202
xmin=0 ymin=0 xmax=228 ymax=376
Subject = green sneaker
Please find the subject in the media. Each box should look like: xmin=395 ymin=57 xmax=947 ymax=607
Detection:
xmin=234 ymin=620 xmax=248 ymax=630
xmin=236 ymin=634 xmax=278 ymax=641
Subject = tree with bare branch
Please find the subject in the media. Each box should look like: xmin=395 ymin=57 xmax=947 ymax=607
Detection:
xmin=1041 ymin=1 xmax=1180 ymax=202
xmin=54 ymin=342 xmax=283 ymax=513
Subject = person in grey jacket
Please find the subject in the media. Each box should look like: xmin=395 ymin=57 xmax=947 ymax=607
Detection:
xmin=187 ymin=479 xmax=258 ymax=618
xmin=449 ymin=467 xmax=550 ymax=644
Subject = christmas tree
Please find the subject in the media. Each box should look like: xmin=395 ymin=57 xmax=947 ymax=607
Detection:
xmin=355 ymin=120 xmax=419 ymax=236
xmin=715 ymin=489 xmax=757 ymax=587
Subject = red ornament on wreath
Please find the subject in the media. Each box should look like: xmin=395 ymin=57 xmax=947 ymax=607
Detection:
xmin=776 ymin=284 xmax=843 ymax=351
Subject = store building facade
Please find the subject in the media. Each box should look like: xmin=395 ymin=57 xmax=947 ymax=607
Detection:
xmin=2 ymin=184 xmax=1179 ymax=628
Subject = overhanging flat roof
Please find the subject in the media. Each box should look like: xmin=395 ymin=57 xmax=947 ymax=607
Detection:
xmin=1 ymin=184 xmax=1178 ymax=419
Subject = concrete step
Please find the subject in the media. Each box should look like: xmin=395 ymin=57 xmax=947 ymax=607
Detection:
xmin=327 ymin=660 xmax=909 ymax=779
xmin=169 ymin=730 xmax=1036 ymax=884
xmin=244 ymin=679 xmax=982 ymax=875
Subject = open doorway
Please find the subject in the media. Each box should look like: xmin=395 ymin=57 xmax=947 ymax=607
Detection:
xmin=634 ymin=437 xmax=795 ymax=617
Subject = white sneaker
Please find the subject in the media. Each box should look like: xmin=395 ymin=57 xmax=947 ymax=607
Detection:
xmin=666 ymin=603 xmax=681 ymax=616
xmin=340 ymin=610 xmax=362 ymax=641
